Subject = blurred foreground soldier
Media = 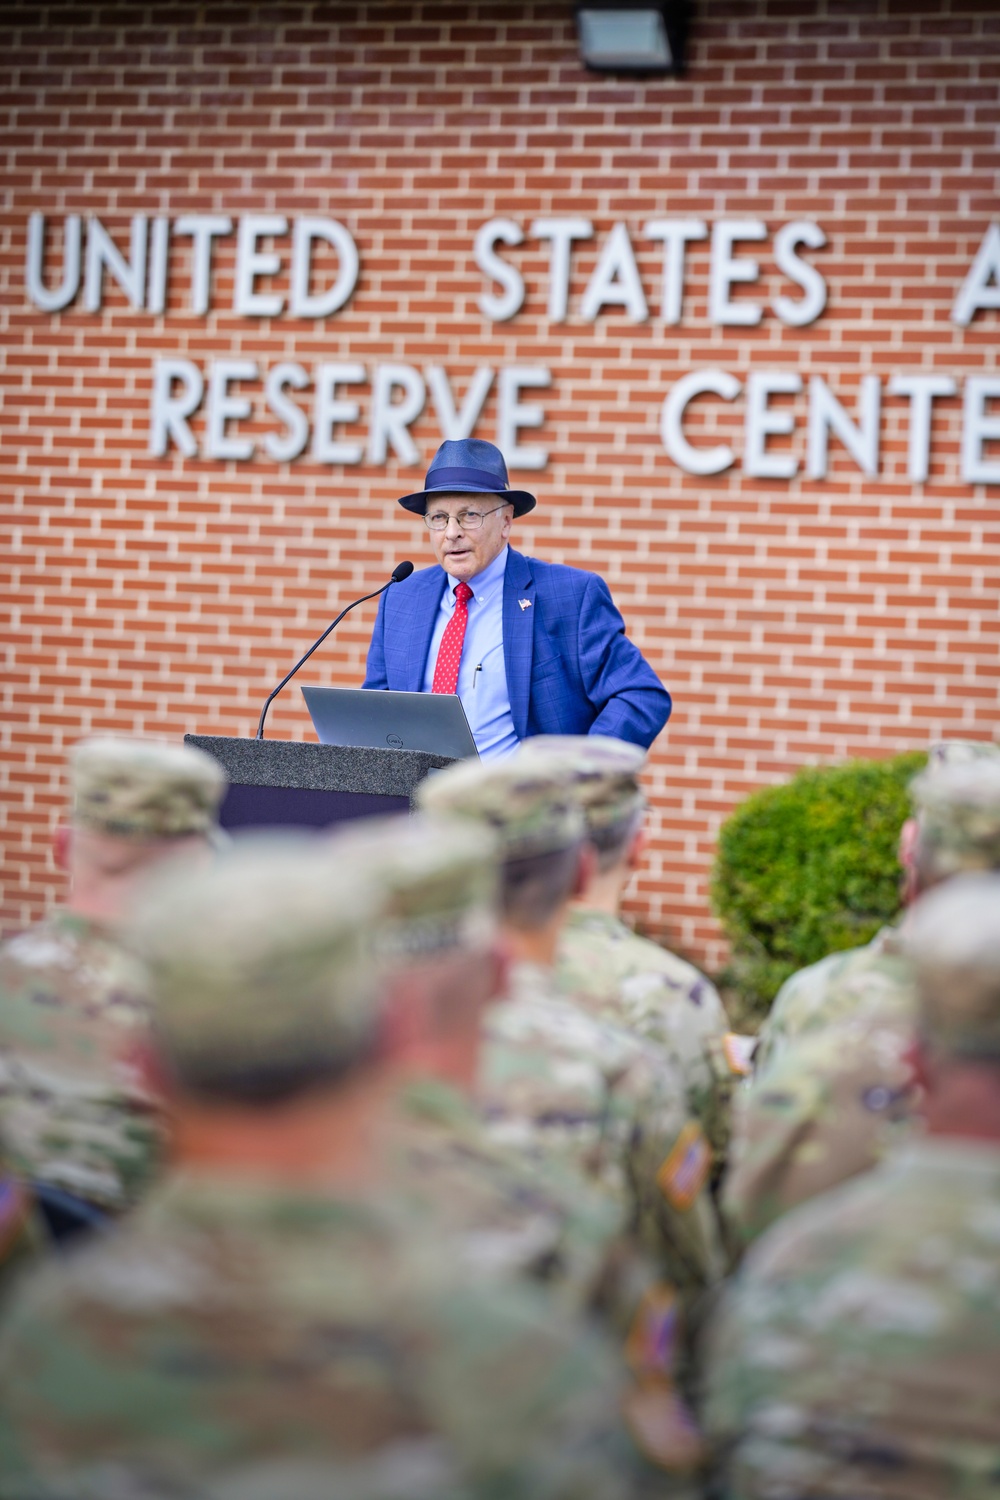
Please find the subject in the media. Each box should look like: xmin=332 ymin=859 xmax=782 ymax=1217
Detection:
xmin=331 ymin=812 xmax=629 ymax=1314
xmin=519 ymin=736 xmax=740 ymax=1168
xmin=725 ymin=753 xmax=1000 ymax=1246
xmin=705 ymin=872 xmax=1000 ymax=1499
xmin=0 ymin=735 xmax=225 ymax=1235
xmin=337 ymin=812 xmax=707 ymax=1481
xmin=419 ymin=753 xmax=726 ymax=1468
xmin=0 ymin=836 xmax=660 ymax=1500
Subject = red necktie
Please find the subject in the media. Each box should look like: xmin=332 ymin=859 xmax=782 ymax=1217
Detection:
xmin=432 ymin=582 xmax=473 ymax=694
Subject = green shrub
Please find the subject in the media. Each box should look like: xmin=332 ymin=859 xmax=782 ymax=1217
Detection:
xmin=710 ymin=752 xmax=927 ymax=1024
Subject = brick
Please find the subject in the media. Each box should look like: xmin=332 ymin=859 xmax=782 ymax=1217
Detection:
xmin=0 ymin=0 xmax=997 ymax=971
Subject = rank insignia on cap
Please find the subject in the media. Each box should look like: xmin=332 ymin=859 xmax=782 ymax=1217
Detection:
xmin=624 ymin=1283 xmax=680 ymax=1379
xmin=657 ymin=1122 xmax=711 ymax=1211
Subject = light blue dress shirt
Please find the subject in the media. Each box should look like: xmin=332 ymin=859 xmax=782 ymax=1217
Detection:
xmin=422 ymin=545 xmax=518 ymax=759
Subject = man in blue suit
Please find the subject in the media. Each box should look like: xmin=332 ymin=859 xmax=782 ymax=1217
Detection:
xmin=363 ymin=439 xmax=672 ymax=758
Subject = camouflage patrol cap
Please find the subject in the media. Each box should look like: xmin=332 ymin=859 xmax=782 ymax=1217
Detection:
xmin=326 ymin=812 xmax=500 ymax=959
xmin=70 ymin=736 xmax=226 ymax=839
xmin=516 ymin=735 xmax=647 ymax=831
xmin=130 ymin=833 xmax=381 ymax=1099
xmin=905 ymin=872 xmax=1000 ymax=1057
xmin=926 ymin=739 xmax=1000 ymax=772
xmin=910 ymin=760 xmax=1000 ymax=879
xmin=416 ymin=753 xmax=585 ymax=859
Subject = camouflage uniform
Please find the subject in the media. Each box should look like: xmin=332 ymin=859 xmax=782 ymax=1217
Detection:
xmin=723 ymin=1007 xmax=918 ymax=1246
xmin=328 ymin=813 xmax=640 ymax=1323
xmin=754 ymin=744 xmax=1000 ymax=1077
xmin=0 ymin=1168 xmax=664 ymax=1500
xmin=335 ymin=811 xmax=704 ymax=1475
xmin=705 ymin=874 xmax=1000 ymax=1500
xmin=335 ymin=810 xmax=715 ymax=1480
xmin=706 ymin=1137 xmax=1000 ymax=1499
xmin=386 ymin=1074 xmax=640 ymax=1320
xmin=752 ymin=924 xmax=912 ymax=1079
xmin=726 ymin=756 xmax=1000 ymax=1245
xmin=417 ymin=756 xmax=728 ymax=1340
xmin=558 ymin=908 xmax=738 ymax=1169
xmin=0 ymin=834 xmax=665 ymax=1500
xmin=482 ymin=959 xmax=726 ymax=1303
xmin=479 ymin=960 xmax=722 ymax=1474
xmin=0 ymin=912 xmax=163 ymax=1213
xmin=515 ymin=736 xmax=739 ymax=1166
xmin=0 ymin=736 xmax=225 ymax=1215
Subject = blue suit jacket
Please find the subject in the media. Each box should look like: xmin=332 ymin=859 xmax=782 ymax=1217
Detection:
xmin=362 ymin=548 xmax=671 ymax=748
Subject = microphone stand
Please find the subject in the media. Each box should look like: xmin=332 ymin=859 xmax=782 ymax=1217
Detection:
xmin=256 ymin=578 xmax=399 ymax=740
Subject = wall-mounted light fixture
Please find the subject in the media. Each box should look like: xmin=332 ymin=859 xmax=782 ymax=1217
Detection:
xmin=574 ymin=2 xmax=691 ymax=76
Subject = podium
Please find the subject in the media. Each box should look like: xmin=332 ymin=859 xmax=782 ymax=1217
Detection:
xmin=185 ymin=736 xmax=456 ymax=833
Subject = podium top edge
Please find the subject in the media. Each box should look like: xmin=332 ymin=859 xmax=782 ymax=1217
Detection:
xmin=184 ymin=734 xmax=456 ymax=797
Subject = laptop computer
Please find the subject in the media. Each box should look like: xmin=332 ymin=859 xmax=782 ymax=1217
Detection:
xmin=301 ymin=686 xmax=479 ymax=761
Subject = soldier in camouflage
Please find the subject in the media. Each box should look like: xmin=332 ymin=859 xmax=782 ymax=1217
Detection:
xmin=328 ymin=811 xmax=631 ymax=1317
xmin=704 ymin=871 xmax=1000 ymax=1500
xmin=725 ymin=745 xmax=1000 ymax=1246
xmin=722 ymin=1006 xmax=919 ymax=1248
xmin=0 ymin=834 xmax=664 ymax=1500
xmin=333 ymin=810 xmax=710 ymax=1476
xmin=0 ymin=735 xmax=226 ymax=1229
xmin=517 ymin=735 xmax=742 ymax=1172
xmin=754 ymin=739 xmax=1000 ymax=1074
xmin=418 ymin=751 xmax=727 ymax=1462
xmin=752 ymin=926 xmax=911 ymax=1079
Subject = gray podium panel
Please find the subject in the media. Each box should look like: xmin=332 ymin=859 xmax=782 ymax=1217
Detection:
xmin=185 ymin=735 xmax=456 ymax=833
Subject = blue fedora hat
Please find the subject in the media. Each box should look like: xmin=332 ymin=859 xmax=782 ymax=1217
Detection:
xmin=397 ymin=439 xmax=536 ymax=517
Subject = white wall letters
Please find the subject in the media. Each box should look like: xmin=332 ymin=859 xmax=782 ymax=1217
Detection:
xmin=25 ymin=210 xmax=1000 ymax=481
xmin=146 ymin=358 xmax=553 ymax=469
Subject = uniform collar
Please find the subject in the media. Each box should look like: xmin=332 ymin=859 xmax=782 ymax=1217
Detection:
xmin=890 ymin=1133 xmax=1000 ymax=1178
xmin=397 ymin=1075 xmax=476 ymax=1127
xmin=50 ymin=908 xmax=118 ymax=943
xmin=564 ymin=906 xmax=628 ymax=938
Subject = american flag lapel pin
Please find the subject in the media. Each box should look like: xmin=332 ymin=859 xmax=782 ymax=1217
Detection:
xmin=518 ymin=598 xmax=532 ymax=610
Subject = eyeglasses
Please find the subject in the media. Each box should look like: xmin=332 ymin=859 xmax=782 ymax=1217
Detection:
xmin=423 ymin=504 xmax=508 ymax=532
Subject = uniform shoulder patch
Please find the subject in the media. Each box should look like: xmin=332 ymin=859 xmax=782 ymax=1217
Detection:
xmin=656 ymin=1122 xmax=711 ymax=1211
xmin=624 ymin=1282 xmax=680 ymax=1379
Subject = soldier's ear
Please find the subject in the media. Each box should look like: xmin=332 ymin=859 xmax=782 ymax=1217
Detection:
xmin=903 ymin=1034 xmax=932 ymax=1094
xmin=488 ymin=938 xmax=509 ymax=1005
xmin=626 ymin=826 xmax=649 ymax=872
xmin=573 ymin=841 xmax=598 ymax=899
xmin=376 ymin=975 xmax=427 ymax=1061
xmin=898 ymin=818 xmax=920 ymax=905
xmin=52 ymin=823 xmax=72 ymax=871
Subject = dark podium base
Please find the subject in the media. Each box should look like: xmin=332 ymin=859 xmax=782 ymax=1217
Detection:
xmin=185 ymin=736 xmax=456 ymax=833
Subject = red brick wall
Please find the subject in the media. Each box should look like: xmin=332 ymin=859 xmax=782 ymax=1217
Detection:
xmin=2 ymin=0 xmax=998 ymax=972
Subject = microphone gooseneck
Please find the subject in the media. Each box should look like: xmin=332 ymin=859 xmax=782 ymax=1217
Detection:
xmin=255 ymin=562 xmax=414 ymax=740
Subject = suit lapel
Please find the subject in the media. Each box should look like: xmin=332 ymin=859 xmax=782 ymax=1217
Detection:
xmin=392 ymin=566 xmax=448 ymax=692
xmin=502 ymin=548 xmax=535 ymax=738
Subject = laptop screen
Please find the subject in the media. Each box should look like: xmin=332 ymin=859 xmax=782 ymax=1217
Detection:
xmin=302 ymin=686 xmax=479 ymax=761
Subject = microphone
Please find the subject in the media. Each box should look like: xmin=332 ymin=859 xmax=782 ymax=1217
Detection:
xmin=256 ymin=562 xmax=414 ymax=739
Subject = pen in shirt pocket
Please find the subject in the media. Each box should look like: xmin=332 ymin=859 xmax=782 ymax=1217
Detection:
xmin=473 ymin=664 xmax=483 ymax=689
